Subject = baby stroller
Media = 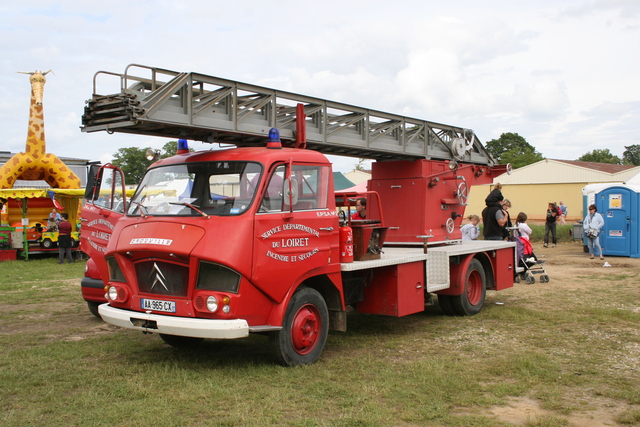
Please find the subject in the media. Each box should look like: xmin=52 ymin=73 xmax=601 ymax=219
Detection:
xmin=508 ymin=228 xmax=550 ymax=284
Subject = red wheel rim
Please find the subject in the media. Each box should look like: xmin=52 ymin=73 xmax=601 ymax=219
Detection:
xmin=290 ymin=303 xmax=321 ymax=355
xmin=466 ymin=270 xmax=482 ymax=306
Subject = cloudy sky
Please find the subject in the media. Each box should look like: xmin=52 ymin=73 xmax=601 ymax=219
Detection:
xmin=1 ymin=0 xmax=638 ymax=172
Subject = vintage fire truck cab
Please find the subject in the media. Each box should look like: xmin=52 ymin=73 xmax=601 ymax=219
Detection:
xmin=94 ymin=143 xmax=346 ymax=365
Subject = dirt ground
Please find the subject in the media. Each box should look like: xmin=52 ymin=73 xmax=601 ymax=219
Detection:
xmin=485 ymin=240 xmax=640 ymax=426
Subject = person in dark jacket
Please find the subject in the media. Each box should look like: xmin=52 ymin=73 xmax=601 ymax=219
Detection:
xmin=57 ymin=213 xmax=74 ymax=264
xmin=482 ymin=199 xmax=510 ymax=240
xmin=543 ymin=202 xmax=559 ymax=247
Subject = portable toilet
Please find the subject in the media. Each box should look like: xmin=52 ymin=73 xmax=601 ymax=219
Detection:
xmin=581 ymin=183 xmax=622 ymax=252
xmin=591 ymin=184 xmax=640 ymax=257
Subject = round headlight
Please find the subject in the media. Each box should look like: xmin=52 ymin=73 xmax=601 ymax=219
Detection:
xmin=108 ymin=286 xmax=118 ymax=301
xmin=222 ymin=305 xmax=231 ymax=314
xmin=206 ymin=295 xmax=219 ymax=312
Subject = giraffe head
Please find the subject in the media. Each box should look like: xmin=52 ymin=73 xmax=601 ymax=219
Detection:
xmin=30 ymin=70 xmax=49 ymax=106
xmin=18 ymin=70 xmax=51 ymax=106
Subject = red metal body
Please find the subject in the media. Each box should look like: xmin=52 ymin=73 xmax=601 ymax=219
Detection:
xmin=371 ymin=160 xmax=506 ymax=244
xmin=82 ymin=145 xmax=515 ymax=365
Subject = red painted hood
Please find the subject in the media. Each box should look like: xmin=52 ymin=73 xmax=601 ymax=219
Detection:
xmin=117 ymin=222 xmax=205 ymax=256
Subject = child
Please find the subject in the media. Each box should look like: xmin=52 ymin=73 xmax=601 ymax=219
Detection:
xmin=461 ymin=214 xmax=480 ymax=241
xmin=515 ymin=212 xmax=532 ymax=241
xmin=485 ymin=183 xmax=503 ymax=207
xmin=515 ymin=212 xmax=535 ymax=262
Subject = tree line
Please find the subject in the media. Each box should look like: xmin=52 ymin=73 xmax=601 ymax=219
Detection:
xmin=485 ymin=132 xmax=640 ymax=168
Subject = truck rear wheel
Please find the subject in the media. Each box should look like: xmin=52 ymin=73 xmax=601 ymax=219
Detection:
xmin=269 ymin=287 xmax=328 ymax=366
xmin=451 ymin=258 xmax=486 ymax=316
xmin=159 ymin=334 xmax=205 ymax=348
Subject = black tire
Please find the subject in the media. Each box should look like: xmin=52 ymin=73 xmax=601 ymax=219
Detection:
xmin=269 ymin=287 xmax=329 ymax=366
xmin=87 ymin=301 xmax=102 ymax=318
xmin=71 ymin=239 xmax=79 ymax=248
xmin=451 ymin=258 xmax=486 ymax=316
xmin=437 ymin=294 xmax=456 ymax=316
xmin=41 ymin=238 xmax=55 ymax=249
xmin=159 ymin=334 xmax=205 ymax=348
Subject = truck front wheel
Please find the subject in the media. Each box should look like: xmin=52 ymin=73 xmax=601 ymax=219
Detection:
xmin=269 ymin=287 xmax=328 ymax=366
xmin=451 ymin=258 xmax=486 ymax=316
xmin=87 ymin=301 xmax=102 ymax=318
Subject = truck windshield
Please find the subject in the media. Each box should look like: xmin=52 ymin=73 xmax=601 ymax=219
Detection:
xmin=127 ymin=161 xmax=263 ymax=217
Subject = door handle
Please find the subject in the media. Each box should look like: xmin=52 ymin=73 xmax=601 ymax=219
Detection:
xmin=319 ymin=227 xmax=333 ymax=231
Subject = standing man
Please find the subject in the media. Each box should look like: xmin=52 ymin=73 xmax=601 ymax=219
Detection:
xmin=57 ymin=213 xmax=74 ymax=264
xmin=544 ymin=202 xmax=559 ymax=247
xmin=482 ymin=200 xmax=510 ymax=240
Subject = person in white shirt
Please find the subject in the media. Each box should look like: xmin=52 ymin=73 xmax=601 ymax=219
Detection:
xmin=461 ymin=214 xmax=480 ymax=241
xmin=515 ymin=212 xmax=532 ymax=241
xmin=583 ymin=204 xmax=605 ymax=260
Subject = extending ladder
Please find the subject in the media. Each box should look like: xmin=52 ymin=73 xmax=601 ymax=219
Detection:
xmin=81 ymin=64 xmax=496 ymax=165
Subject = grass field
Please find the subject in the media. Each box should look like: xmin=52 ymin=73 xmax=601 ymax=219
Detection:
xmin=1 ymin=240 xmax=639 ymax=426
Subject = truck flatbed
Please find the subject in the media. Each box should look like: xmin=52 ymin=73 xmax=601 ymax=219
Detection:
xmin=340 ymin=240 xmax=515 ymax=271
xmin=341 ymin=240 xmax=516 ymax=292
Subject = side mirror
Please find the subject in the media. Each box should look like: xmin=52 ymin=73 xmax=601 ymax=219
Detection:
xmin=84 ymin=164 xmax=102 ymax=200
xmin=282 ymin=178 xmax=299 ymax=206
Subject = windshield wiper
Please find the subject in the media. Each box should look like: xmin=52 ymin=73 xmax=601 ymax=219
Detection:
xmin=130 ymin=200 xmax=149 ymax=218
xmin=169 ymin=201 xmax=210 ymax=219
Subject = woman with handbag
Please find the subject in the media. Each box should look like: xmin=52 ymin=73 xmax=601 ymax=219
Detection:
xmin=583 ymin=204 xmax=604 ymax=260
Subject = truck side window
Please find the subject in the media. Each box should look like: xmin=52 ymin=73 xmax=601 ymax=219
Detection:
xmin=260 ymin=165 xmax=285 ymax=212
xmin=94 ymin=168 xmax=124 ymax=212
xmin=291 ymin=164 xmax=329 ymax=211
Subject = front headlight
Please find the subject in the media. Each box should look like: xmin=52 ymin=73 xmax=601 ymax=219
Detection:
xmin=206 ymin=295 xmax=219 ymax=312
xmin=106 ymin=285 xmax=128 ymax=302
xmin=108 ymin=286 xmax=118 ymax=301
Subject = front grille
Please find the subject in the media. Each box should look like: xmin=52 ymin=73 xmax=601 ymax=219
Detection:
xmin=135 ymin=260 xmax=189 ymax=297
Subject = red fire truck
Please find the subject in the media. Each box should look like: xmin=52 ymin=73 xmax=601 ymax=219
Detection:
xmin=79 ymin=65 xmax=515 ymax=366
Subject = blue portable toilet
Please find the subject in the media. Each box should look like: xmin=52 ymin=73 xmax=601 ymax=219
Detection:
xmin=581 ymin=183 xmax=621 ymax=252
xmin=595 ymin=185 xmax=640 ymax=257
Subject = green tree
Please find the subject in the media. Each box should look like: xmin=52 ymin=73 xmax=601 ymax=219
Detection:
xmin=354 ymin=158 xmax=367 ymax=171
xmin=484 ymin=132 xmax=544 ymax=168
xmin=111 ymin=147 xmax=153 ymax=184
xmin=577 ymin=149 xmax=621 ymax=164
xmin=622 ymin=144 xmax=640 ymax=166
xmin=111 ymin=141 xmax=190 ymax=184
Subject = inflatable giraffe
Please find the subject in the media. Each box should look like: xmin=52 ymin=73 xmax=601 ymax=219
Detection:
xmin=0 ymin=70 xmax=81 ymax=189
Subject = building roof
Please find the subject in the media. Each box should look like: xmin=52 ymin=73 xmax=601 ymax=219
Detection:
xmin=553 ymin=159 xmax=635 ymax=174
xmin=494 ymin=158 xmax=640 ymax=185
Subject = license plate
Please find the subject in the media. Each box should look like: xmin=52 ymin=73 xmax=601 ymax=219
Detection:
xmin=141 ymin=298 xmax=176 ymax=313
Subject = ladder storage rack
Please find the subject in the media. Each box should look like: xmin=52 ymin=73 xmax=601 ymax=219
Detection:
xmin=82 ymin=64 xmax=496 ymax=165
